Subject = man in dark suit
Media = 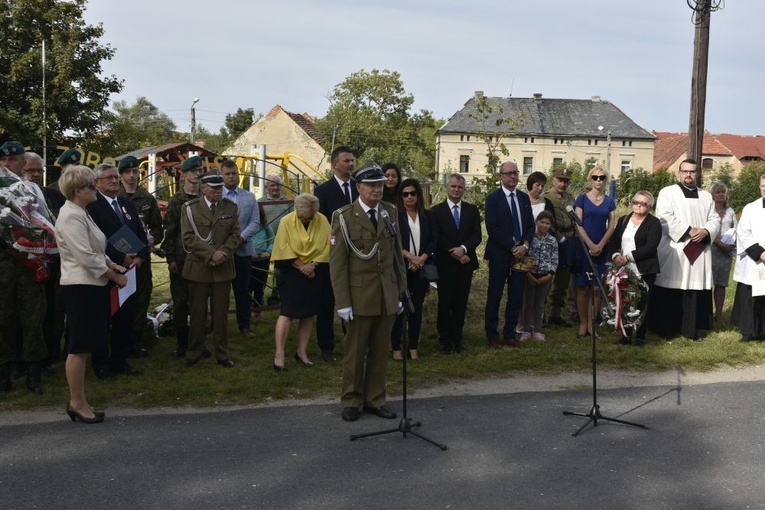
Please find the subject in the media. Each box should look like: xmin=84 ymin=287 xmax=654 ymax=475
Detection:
xmin=181 ymin=173 xmax=241 ymax=368
xmin=330 ymin=164 xmax=405 ymax=422
xmin=87 ymin=163 xmax=149 ymax=379
xmin=313 ymin=146 xmax=358 ymax=362
xmin=431 ymin=173 xmax=482 ymax=354
xmin=484 ymin=161 xmax=535 ymax=348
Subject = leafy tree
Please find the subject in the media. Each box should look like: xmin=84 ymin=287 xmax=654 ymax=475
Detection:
xmin=316 ymin=68 xmax=437 ymax=177
xmin=222 ymin=108 xmax=255 ymax=140
xmin=729 ymin=162 xmax=765 ymax=212
xmin=0 ymin=0 xmax=123 ymax=144
xmin=615 ymin=168 xmax=676 ymax=208
xmin=107 ymin=97 xmax=177 ymax=154
xmin=710 ymin=163 xmax=735 ymax=190
xmin=467 ymin=96 xmax=518 ymax=173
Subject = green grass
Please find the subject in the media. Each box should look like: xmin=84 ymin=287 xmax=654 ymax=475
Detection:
xmin=1 ymin=256 xmax=762 ymax=412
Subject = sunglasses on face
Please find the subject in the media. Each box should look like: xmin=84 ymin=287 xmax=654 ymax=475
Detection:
xmin=591 ymin=175 xmax=607 ymax=181
xmin=632 ymin=200 xmax=648 ymax=207
xmin=401 ymin=190 xmax=418 ymax=198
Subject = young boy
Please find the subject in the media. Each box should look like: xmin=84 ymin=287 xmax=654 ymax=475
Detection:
xmin=520 ymin=211 xmax=558 ymax=341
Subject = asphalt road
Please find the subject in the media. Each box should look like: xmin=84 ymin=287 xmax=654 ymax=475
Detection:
xmin=2 ymin=372 xmax=765 ymax=510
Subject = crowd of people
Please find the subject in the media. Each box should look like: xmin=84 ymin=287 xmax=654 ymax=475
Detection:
xmin=2 ymin=137 xmax=765 ymax=423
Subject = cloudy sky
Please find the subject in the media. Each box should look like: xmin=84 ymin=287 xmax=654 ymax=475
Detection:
xmin=83 ymin=0 xmax=763 ymax=136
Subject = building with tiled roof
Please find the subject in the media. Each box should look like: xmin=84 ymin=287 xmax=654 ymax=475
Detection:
xmin=715 ymin=133 xmax=765 ymax=166
xmin=225 ymin=105 xmax=330 ymax=174
xmin=652 ymin=131 xmax=741 ymax=174
xmin=437 ymin=92 xmax=655 ymax=181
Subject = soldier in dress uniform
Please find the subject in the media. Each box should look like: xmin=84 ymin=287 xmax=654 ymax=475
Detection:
xmin=181 ymin=172 xmax=240 ymax=368
xmin=329 ymin=164 xmax=405 ymax=422
xmin=118 ymin=155 xmax=164 ymax=357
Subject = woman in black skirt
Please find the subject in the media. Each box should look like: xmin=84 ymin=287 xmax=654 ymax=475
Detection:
xmin=270 ymin=194 xmax=330 ymax=371
xmin=54 ymin=166 xmax=127 ymax=424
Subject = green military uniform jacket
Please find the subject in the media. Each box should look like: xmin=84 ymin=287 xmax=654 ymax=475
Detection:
xmin=546 ymin=189 xmax=576 ymax=236
xmin=161 ymin=189 xmax=198 ymax=264
xmin=118 ymin=185 xmax=164 ymax=245
xmin=330 ymin=200 xmax=405 ymax=316
xmin=180 ymin=197 xmax=240 ymax=283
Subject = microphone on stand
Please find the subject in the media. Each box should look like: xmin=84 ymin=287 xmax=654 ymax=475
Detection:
xmin=565 ymin=205 xmax=583 ymax=227
xmin=380 ymin=209 xmax=397 ymax=239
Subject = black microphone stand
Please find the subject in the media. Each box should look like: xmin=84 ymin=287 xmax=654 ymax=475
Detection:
xmin=350 ymin=212 xmax=447 ymax=450
xmin=562 ymin=212 xmax=648 ymax=436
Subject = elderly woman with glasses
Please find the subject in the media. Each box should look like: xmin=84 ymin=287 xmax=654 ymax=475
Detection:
xmin=573 ymin=166 xmax=616 ymax=338
xmin=607 ymin=191 xmax=662 ymax=346
xmin=55 ymin=166 xmax=128 ymax=424
xmin=709 ymin=182 xmax=737 ymax=322
xmin=270 ymin=193 xmax=330 ymax=371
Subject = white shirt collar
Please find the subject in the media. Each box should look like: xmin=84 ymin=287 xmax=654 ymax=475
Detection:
xmin=446 ymin=198 xmax=462 ymax=209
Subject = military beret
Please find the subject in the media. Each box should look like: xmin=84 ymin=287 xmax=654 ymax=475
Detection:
xmin=553 ymin=167 xmax=573 ymax=180
xmin=57 ymin=148 xmax=81 ymax=165
xmin=1 ymin=141 xmax=26 ymax=157
xmin=200 ymin=172 xmax=224 ymax=187
xmin=353 ymin=163 xmax=386 ymax=183
xmin=181 ymin=156 xmax=204 ymax=172
xmin=118 ymin=155 xmax=139 ymax=172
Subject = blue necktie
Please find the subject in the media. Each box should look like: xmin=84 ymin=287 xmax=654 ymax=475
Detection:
xmin=452 ymin=204 xmax=460 ymax=229
xmin=111 ymin=199 xmax=124 ymax=224
xmin=510 ymin=192 xmax=522 ymax=242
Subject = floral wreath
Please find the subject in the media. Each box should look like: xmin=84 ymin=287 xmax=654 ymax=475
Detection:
xmin=602 ymin=262 xmax=648 ymax=337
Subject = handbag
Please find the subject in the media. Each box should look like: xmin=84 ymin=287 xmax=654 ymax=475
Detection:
xmin=409 ymin=226 xmax=439 ymax=282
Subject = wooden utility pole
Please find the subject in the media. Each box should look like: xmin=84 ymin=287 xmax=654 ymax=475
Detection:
xmin=687 ymin=0 xmax=721 ymax=186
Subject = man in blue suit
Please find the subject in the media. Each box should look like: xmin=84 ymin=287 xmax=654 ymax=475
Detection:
xmin=313 ymin=146 xmax=358 ymax=362
xmin=221 ymin=160 xmax=261 ymax=338
xmin=484 ymin=161 xmax=535 ymax=348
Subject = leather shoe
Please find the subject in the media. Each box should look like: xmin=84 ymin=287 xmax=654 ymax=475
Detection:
xmin=489 ymin=341 xmax=501 ymax=349
xmin=454 ymin=343 xmax=466 ymax=354
xmin=548 ymin=316 xmax=572 ymax=328
xmin=129 ymin=345 xmax=149 ymax=358
xmin=439 ymin=344 xmax=452 ymax=354
xmin=321 ymin=351 xmax=338 ymax=362
xmin=172 ymin=347 xmax=187 ymax=358
xmin=114 ymin=363 xmax=141 ymax=376
xmin=217 ymin=359 xmax=235 ymax=368
xmin=363 ymin=405 xmax=397 ymax=419
xmin=505 ymin=339 xmax=521 ymax=348
xmin=240 ymin=328 xmax=255 ymax=338
xmin=201 ymin=347 xmax=212 ymax=358
xmin=185 ymin=356 xmax=202 ymax=367
xmin=341 ymin=407 xmax=359 ymax=422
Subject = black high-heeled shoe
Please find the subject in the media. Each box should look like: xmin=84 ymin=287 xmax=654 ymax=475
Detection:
xmin=273 ymin=361 xmax=288 ymax=373
xmin=294 ymin=353 xmax=314 ymax=368
xmin=66 ymin=405 xmax=105 ymax=424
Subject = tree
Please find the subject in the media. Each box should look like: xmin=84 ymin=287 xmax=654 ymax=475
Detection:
xmin=316 ymin=68 xmax=436 ymax=177
xmin=467 ymin=96 xmax=519 ymax=173
xmin=0 ymin=0 xmax=123 ymax=144
xmin=107 ymin=97 xmax=177 ymax=154
xmin=222 ymin=108 xmax=256 ymax=140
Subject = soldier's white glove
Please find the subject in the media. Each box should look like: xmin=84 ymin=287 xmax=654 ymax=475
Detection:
xmin=397 ymin=301 xmax=404 ymax=315
xmin=338 ymin=307 xmax=354 ymax=322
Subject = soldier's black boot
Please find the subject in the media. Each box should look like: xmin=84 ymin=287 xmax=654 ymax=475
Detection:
xmin=0 ymin=363 xmax=12 ymax=393
xmin=26 ymin=361 xmax=44 ymax=395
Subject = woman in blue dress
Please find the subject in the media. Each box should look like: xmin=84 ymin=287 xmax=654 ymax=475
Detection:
xmin=573 ymin=166 xmax=616 ymax=337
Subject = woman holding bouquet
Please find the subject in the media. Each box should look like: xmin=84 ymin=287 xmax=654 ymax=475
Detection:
xmin=55 ymin=166 xmax=127 ymax=423
xmin=607 ymin=191 xmax=662 ymax=346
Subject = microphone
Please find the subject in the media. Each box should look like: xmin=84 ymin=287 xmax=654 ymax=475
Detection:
xmin=565 ymin=205 xmax=583 ymax=227
xmin=380 ymin=209 xmax=397 ymax=238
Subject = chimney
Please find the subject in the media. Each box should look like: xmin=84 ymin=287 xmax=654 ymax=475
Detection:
xmin=474 ymin=90 xmax=484 ymax=100
xmin=533 ymin=93 xmax=543 ymax=100
xmin=591 ymin=95 xmax=601 ymax=102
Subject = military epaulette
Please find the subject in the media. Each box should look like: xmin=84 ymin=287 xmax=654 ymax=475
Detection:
xmin=336 ymin=203 xmax=354 ymax=215
xmin=185 ymin=196 xmax=203 ymax=206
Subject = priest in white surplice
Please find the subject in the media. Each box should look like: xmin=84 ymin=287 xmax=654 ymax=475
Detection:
xmin=731 ymin=174 xmax=765 ymax=343
xmin=650 ymin=159 xmax=719 ymax=340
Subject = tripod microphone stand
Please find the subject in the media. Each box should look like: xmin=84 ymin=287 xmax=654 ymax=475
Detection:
xmin=350 ymin=211 xmax=447 ymax=450
xmin=562 ymin=212 xmax=648 ymax=436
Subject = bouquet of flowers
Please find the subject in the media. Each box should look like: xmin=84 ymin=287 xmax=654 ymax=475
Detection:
xmin=0 ymin=173 xmax=58 ymax=282
xmin=602 ymin=262 xmax=648 ymax=338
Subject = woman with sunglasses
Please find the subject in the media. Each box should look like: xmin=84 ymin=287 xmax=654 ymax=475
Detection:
xmin=573 ymin=167 xmax=616 ymax=337
xmin=607 ymin=191 xmax=662 ymax=346
xmin=391 ymin=178 xmax=437 ymax=361
xmin=55 ymin=166 xmax=128 ymax=423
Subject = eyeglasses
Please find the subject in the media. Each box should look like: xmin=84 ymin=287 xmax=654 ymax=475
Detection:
xmin=591 ymin=175 xmax=607 ymax=181
xmin=632 ymin=200 xmax=649 ymax=207
xmin=400 ymin=190 xmax=418 ymax=198
xmin=500 ymin=171 xmax=519 ymax=176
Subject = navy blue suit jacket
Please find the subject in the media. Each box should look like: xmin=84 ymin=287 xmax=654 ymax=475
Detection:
xmin=484 ymin=187 xmax=535 ymax=263
xmin=87 ymin=193 xmax=149 ymax=266
xmin=314 ymin=177 xmax=359 ymax=220
xmin=431 ymin=200 xmax=482 ymax=273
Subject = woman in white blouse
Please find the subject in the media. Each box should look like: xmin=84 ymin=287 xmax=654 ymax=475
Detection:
xmin=55 ymin=166 xmax=127 ymax=424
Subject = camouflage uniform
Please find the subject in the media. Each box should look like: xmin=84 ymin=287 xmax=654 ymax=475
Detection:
xmin=160 ymin=189 xmax=198 ymax=354
xmin=119 ymin=185 xmax=164 ymax=352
